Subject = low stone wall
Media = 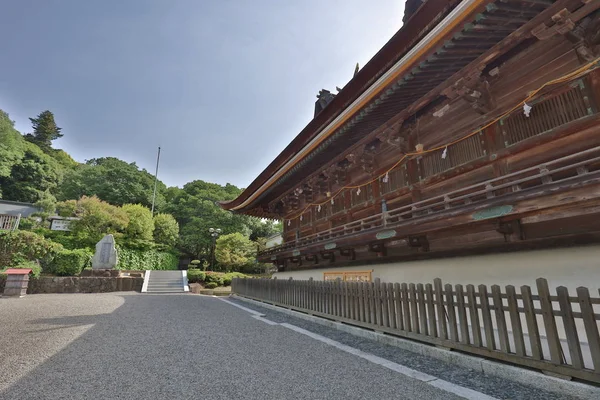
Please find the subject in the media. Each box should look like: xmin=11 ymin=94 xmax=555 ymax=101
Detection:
xmin=27 ymin=276 xmax=144 ymax=294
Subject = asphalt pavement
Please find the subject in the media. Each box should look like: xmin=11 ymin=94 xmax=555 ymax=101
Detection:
xmin=0 ymin=293 xmax=583 ymax=399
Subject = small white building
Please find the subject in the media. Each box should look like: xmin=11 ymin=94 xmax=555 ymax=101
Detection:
xmin=265 ymin=233 xmax=283 ymax=249
xmin=48 ymin=216 xmax=79 ymax=231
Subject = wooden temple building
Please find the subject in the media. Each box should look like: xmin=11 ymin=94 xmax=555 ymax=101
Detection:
xmin=221 ymin=0 xmax=600 ymax=286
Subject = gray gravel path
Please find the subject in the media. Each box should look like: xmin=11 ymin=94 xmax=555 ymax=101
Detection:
xmin=1 ymin=293 xmax=467 ymax=400
xmin=227 ymin=297 xmax=584 ymax=400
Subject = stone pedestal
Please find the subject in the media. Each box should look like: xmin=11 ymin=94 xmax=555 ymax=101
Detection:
xmin=2 ymin=269 xmax=32 ymax=297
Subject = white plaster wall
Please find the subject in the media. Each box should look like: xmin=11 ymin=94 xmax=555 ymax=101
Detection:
xmin=265 ymin=234 xmax=283 ymax=249
xmin=273 ymin=244 xmax=600 ymax=294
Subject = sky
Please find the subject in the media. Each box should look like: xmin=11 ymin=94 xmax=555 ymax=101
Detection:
xmin=1 ymin=0 xmax=405 ymax=189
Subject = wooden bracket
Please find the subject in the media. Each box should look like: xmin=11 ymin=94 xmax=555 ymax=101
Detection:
xmin=441 ymin=70 xmax=495 ymax=115
xmin=320 ymin=251 xmax=336 ymax=263
xmin=290 ymin=256 xmax=302 ymax=266
xmin=304 ymin=254 xmax=319 ymax=264
xmin=339 ymin=248 xmax=356 ymax=260
xmin=408 ymin=235 xmax=430 ymax=251
xmin=497 ymin=220 xmax=523 ymax=242
xmin=368 ymin=242 xmax=387 ymax=256
xmin=532 ymin=9 xmax=575 ymax=40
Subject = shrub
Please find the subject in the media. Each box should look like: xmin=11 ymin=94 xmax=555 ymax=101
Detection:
xmin=122 ymin=204 xmax=154 ymax=242
xmin=117 ymin=246 xmax=178 ymax=270
xmin=204 ymin=282 xmax=218 ymax=289
xmin=56 ymin=200 xmax=77 ymax=217
xmin=187 ymin=269 xmax=205 ymax=283
xmin=70 ymin=196 xmax=129 ymax=247
xmin=0 ymin=230 xmax=62 ymax=269
xmin=189 ymin=259 xmax=201 ymax=267
xmin=18 ymin=216 xmax=44 ymax=231
xmin=204 ymin=271 xmax=225 ymax=286
xmin=50 ymin=248 xmax=92 ymax=276
xmin=2 ymin=261 xmax=43 ymax=278
xmin=201 ymin=271 xmax=248 ymax=287
xmin=221 ymin=272 xmax=247 ymax=286
xmin=153 ymin=213 xmax=179 ymax=248
xmin=0 ymin=273 xmax=5 ymax=291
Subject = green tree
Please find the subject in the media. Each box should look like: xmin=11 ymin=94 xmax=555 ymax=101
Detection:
xmin=122 ymin=204 xmax=154 ymax=242
xmin=0 ymin=110 xmax=26 ymax=191
xmin=215 ymin=233 xmax=257 ymax=272
xmin=56 ymin=200 xmax=77 ymax=217
xmin=34 ymin=191 xmax=57 ymax=214
xmin=24 ymin=110 xmax=63 ymax=152
xmin=164 ymin=180 xmax=251 ymax=259
xmin=0 ymin=141 xmax=63 ymax=203
xmin=153 ymin=213 xmax=179 ymax=248
xmin=57 ymin=157 xmax=166 ymax=209
xmin=70 ymin=196 xmax=129 ymax=246
xmin=245 ymin=218 xmax=283 ymax=241
xmin=49 ymin=149 xmax=78 ymax=169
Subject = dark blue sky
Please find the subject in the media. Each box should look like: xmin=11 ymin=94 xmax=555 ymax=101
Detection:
xmin=1 ymin=0 xmax=404 ymax=188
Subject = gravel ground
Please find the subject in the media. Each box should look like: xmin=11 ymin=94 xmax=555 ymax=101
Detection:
xmin=228 ymin=297 xmax=583 ymax=400
xmin=1 ymin=293 xmax=468 ymax=400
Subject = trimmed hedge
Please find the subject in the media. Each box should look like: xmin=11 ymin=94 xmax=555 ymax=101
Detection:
xmin=117 ymin=247 xmax=178 ymax=271
xmin=50 ymin=249 xmax=93 ymax=276
xmin=187 ymin=269 xmax=205 ymax=283
xmin=187 ymin=270 xmax=247 ymax=287
xmin=205 ymin=282 xmax=218 ymax=289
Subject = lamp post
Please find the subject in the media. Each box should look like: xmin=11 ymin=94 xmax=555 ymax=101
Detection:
xmin=209 ymin=228 xmax=221 ymax=271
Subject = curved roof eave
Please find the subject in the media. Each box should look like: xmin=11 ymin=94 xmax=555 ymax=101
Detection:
xmin=220 ymin=0 xmax=464 ymax=213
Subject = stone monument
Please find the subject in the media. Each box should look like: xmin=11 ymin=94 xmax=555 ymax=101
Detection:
xmin=92 ymin=234 xmax=118 ymax=269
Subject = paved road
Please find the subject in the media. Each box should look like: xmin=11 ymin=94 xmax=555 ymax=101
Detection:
xmin=0 ymin=293 xmax=579 ymax=400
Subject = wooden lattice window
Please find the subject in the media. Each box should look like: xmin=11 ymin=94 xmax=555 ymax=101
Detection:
xmin=501 ymin=80 xmax=594 ymax=147
xmin=380 ymin=165 xmax=408 ymax=195
xmin=421 ymin=132 xmax=485 ymax=179
xmin=331 ymin=190 xmax=346 ymax=215
xmin=351 ymin=184 xmax=373 ymax=207
xmin=300 ymin=211 xmax=311 ymax=227
xmin=314 ymin=203 xmax=331 ymax=221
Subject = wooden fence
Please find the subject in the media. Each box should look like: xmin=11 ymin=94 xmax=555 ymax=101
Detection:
xmin=232 ymin=277 xmax=600 ymax=383
xmin=0 ymin=214 xmax=20 ymax=231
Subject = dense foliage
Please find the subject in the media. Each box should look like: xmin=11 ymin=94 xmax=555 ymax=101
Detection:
xmin=215 ymin=233 xmax=257 ymax=272
xmin=69 ymin=196 xmax=129 ymax=247
xmin=57 ymin=157 xmax=167 ymax=210
xmin=122 ymin=203 xmax=154 ymax=242
xmin=186 ymin=269 xmax=247 ymax=286
xmin=153 ymin=213 xmax=179 ymax=248
xmin=117 ymin=247 xmax=178 ymax=270
xmin=0 ymin=107 xmax=282 ymax=274
xmin=0 ymin=231 xmax=62 ymax=268
xmin=49 ymin=248 xmax=93 ymax=276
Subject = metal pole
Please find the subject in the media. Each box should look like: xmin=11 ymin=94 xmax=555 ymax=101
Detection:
xmin=151 ymin=146 xmax=161 ymax=215
xmin=211 ymin=236 xmax=216 ymax=271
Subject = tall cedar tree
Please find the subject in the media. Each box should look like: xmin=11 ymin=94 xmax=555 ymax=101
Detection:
xmin=25 ymin=110 xmax=63 ymax=151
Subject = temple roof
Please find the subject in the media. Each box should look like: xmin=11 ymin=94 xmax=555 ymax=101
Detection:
xmin=222 ymin=0 xmax=554 ymax=217
xmin=220 ymin=0 xmax=460 ymax=216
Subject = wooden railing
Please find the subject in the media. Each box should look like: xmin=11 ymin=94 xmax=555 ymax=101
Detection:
xmin=232 ymin=277 xmax=600 ymax=383
xmin=261 ymin=144 xmax=600 ymax=258
xmin=0 ymin=214 xmax=20 ymax=231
